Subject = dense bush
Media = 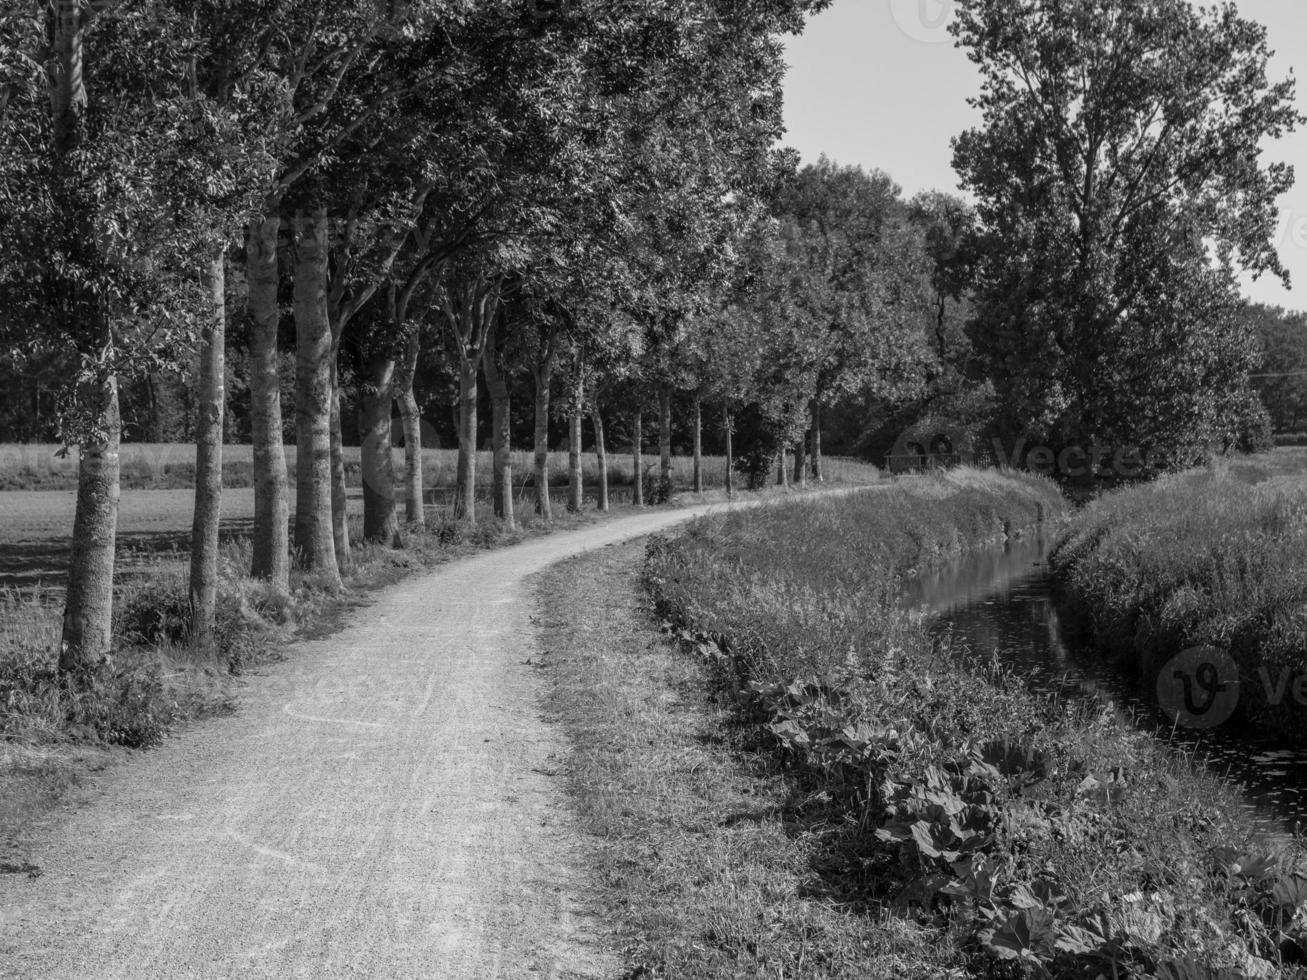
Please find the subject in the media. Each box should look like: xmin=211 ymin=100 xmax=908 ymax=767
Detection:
xmin=1050 ymin=468 xmax=1307 ymax=741
xmin=646 ymin=472 xmax=1307 ymax=978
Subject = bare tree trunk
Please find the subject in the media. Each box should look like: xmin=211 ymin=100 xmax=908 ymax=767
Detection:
xmin=632 ymin=412 xmax=644 ymax=507
xmin=329 ymin=356 xmax=350 ymax=563
xmin=246 ymin=214 xmax=289 ymax=591
xmin=361 ymin=352 xmax=398 ymax=545
xmin=567 ymin=375 xmax=583 ymax=514
xmin=55 ymin=2 xmax=121 ymax=670
xmin=454 ymin=359 xmax=478 ymax=522
xmin=793 ymin=430 xmax=808 ymax=488
xmin=533 ymin=354 xmax=555 ymax=520
xmin=292 ymin=208 xmax=341 ymax=587
xmin=483 ymin=322 xmax=513 ymax=524
xmin=723 ymin=405 xmax=734 ymax=496
xmin=60 ymin=378 xmax=120 ymax=671
xmin=394 ymin=334 xmax=424 ymax=527
xmin=592 ymin=406 xmax=609 ymax=511
xmin=189 ymin=250 xmax=226 ymax=643
xmin=659 ymin=384 xmax=672 ymax=491
xmin=810 ymin=399 xmax=824 ymax=483
xmin=777 ymin=449 xmax=789 ymax=488
xmin=691 ymin=393 xmax=704 ymax=493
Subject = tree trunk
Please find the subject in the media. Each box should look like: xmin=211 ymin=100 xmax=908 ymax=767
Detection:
xmin=189 ymin=250 xmax=226 ymax=644
xmin=632 ymin=412 xmax=644 ymax=507
xmin=567 ymin=376 xmax=583 ymax=514
xmin=292 ymin=208 xmax=341 ymax=587
xmin=483 ymin=325 xmax=513 ymax=524
xmin=810 ymin=399 xmax=820 ymax=483
xmin=723 ymin=406 xmax=734 ymax=496
xmin=329 ymin=355 xmax=350 ymax=564
xmin=691 ymin=393 xmax=704 ymax=493
xmin=533 ymin=358 xmax=553 ymax=520
xmin=361 ymin=352 xmax=398 ymax=545
xmin=659 ymin=384 xmax=672 ymax=490
xmin=777 ymin=449 xmax=789 ymax=487
xmin=793 ymin=430 xmax=808 ymax=488
xmin=55 ymin=2 xmax=121 ymax=671
xmin=454 ymin=358 xmax=478 ymax=522
xmin=592 ymin=407 xmax=609 ymax=511
xmin=60 ymin=378 xmax=120 ymax=671
xmin=395 ymin=334 xmax=424 ymax=527
xmin=246 ymin=214 xmax=289 ymax=591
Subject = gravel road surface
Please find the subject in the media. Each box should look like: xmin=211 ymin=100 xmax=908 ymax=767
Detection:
xmin=0 ymin=490 xmax=876 ymax=979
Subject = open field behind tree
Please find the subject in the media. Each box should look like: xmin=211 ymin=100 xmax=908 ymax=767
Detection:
xmin=0 ymin=443 xmax=878 ymax=493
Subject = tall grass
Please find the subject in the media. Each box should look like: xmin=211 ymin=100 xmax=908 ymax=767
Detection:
xmin=0 ymin=442 xmax=879 ymax=492
xmin=646 ymin=471 xmax=1307 ymax=977
xmin=1051 ymin=465 xmax=1307 ymax=741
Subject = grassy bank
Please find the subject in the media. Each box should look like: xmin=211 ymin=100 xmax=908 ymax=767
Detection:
xmin=0 ymin=443 xmax=877 ymax=493
xmin=535 ymin=543 xmax=937 ymax=977
xmin=1050 ymin=465 xmax=1307 ymax=742
xmin=643 ymin=470 xmax=1307 ymax=977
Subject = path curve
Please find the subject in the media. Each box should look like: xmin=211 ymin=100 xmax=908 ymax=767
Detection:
xmin=0 ymin=489 xmax=875 ymax=979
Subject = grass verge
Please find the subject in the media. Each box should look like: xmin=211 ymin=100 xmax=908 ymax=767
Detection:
xmin=1050 ymin=463 xmax=1307 ymax=742
xmin=641 ymin=469 xmax=1307 ymax=978
xmin=534 ymin=542 xmax=953 ymax=978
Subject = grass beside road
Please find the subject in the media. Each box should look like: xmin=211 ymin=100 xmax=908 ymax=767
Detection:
xmin=534 ymin=543 xmax=945 ymax=978
xmin=638 ymin=470 xmax=1307 ymax=978
xmin=1051 ymin=461 xmax=1307 ymax=742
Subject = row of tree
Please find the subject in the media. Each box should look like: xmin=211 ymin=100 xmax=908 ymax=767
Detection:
xmin=3 ymin=0 xmax=1302 ymax=676
xmin=2 ymin=1 xmax=968 ymax=674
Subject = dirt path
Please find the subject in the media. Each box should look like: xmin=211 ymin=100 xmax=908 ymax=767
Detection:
xmin=0 ymin=491 xmax=875 ymax=979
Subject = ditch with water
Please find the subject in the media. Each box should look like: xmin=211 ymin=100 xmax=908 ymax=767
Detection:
xmin=899 ymin=534 xmax=1307 ymax=837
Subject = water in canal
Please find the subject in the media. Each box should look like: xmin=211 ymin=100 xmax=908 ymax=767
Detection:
xmin=900 ymin=534 xmax=1307 ymax=835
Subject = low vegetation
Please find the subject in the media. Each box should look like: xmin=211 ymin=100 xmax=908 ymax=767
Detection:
xmin=644 ymin=471 xmax=1307 ymax=978
xmin=1051 ymin=461 xmax=1307 ymax=742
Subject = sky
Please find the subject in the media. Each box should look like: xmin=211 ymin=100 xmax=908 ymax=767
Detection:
xmin=781 ymin=0 xmax=1307 ymax=312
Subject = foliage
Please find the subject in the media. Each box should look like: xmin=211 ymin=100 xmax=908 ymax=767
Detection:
xmin=952 ymin=0 xmax=1303 ymax=473
xmin=1245 ymin=304 xmax=1307 ymax=435
xmin=645 ymin=478 xmax=1307 ymax=977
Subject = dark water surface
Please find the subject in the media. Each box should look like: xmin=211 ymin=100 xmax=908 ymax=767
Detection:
xmin=900 ymin=536 xmax=1307 ymax=836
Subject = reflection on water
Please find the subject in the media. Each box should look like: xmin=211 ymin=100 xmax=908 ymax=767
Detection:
xmin=900 ymin=535 xmax=1307 ymax=834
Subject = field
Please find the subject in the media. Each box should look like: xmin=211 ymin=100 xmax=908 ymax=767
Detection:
xmin=0 ymin=442 xmax=878 ymax=493
xmin=0 ymin=444 xmax=878 ymax=589
xmin=642 ymin=471 xmax=1306 ymax=977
